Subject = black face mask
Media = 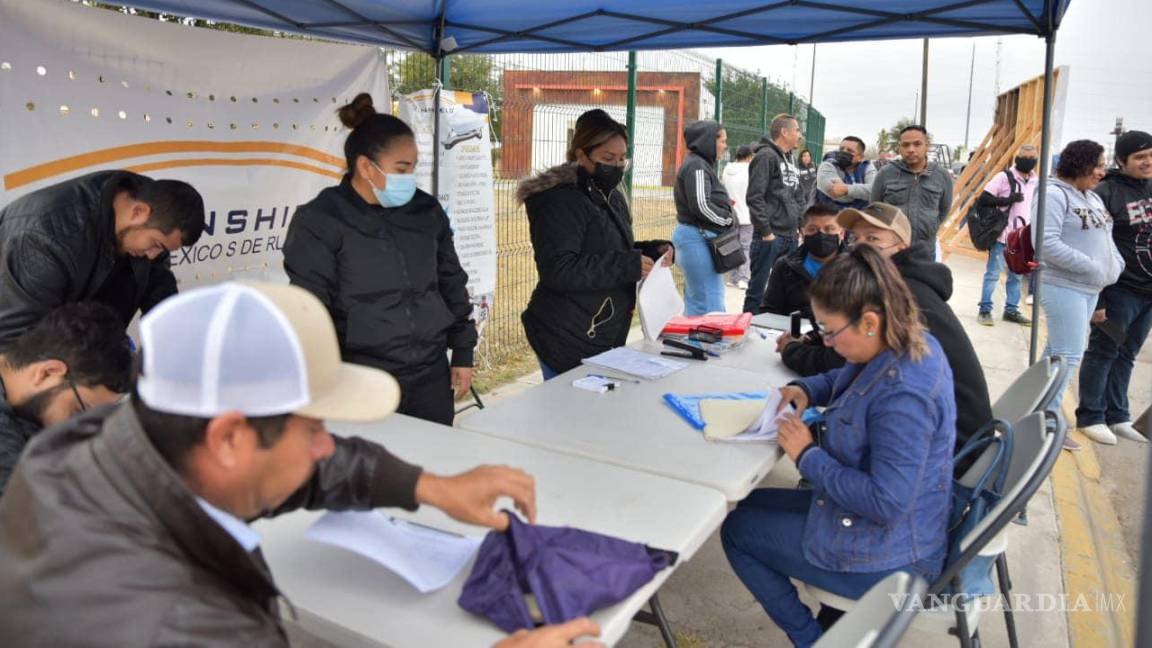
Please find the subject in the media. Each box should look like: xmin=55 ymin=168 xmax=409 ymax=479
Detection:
xmin=805 ymin=232 xmax=841 ymax=258
xmin=1014 ymin=156 xmax=1038 ymax=174
xmin=831 ymin=150 xmax=854 ymax=169
xmin=590 ymin=162 xmax=625 ymax=193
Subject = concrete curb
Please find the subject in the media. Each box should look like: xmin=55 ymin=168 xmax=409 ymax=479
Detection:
xmin=1053 ymin=404 xmax=1138 ymax=647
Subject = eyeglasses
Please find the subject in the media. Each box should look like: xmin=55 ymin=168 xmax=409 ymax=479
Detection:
xmin=593 ymin=158 xmax=631 ymax=171
xmin=65 ymin=373 xmax=88 ymax=413
xmin=816 ymin=318 xmax=858 ymax=343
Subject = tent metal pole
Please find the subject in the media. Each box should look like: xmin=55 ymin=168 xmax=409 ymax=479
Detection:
xmin=625 ymin=51 xmax=638 ymax=202
xmin=432 ymin=67 xmax=443 ymax=199
xmin=1029 ymin=31 xmax=1057 ymax=365
xmin=920 ymin=38 xmax=929 ymax=128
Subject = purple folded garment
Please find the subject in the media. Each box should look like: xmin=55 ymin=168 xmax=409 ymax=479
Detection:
xmin=457 ymin=513 xmax=676 ymax=633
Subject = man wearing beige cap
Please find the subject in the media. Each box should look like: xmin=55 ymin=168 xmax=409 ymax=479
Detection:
xmin=0 ymin=282 xmax=598 ymax=647
xmin=838 ymin=203 xmax=993 ymax=462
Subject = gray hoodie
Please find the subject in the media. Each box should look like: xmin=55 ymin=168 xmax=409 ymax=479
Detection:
xmin=1033 ymin=177 xmax=1125 ymax=293
xmin=871 ymin=159 xmax=954 ymax=244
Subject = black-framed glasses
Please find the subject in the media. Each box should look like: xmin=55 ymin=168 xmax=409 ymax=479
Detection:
xmin=65 ymin=373 xmax=88 ymax=413
xmin=816 ymin=318 xmax=858 ymax=343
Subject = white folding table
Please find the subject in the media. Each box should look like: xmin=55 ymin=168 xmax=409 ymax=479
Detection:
xmin=458 ymin=361 xmax=794 ymax=501
xmin=255 ymin=414 xmax=727 ymax=648
xmin=628 ymin=330 xmax=793 ymax=378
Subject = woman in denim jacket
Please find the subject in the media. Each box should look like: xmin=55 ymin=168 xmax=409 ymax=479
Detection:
xmin=722 ymin=245 xmax=956 ymax=647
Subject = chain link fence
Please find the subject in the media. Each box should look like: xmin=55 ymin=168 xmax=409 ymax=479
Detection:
xmin=384 ymin=49 xmax=824 ymax=372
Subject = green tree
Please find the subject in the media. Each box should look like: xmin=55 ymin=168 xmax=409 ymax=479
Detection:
xmin=876 ymin=128 xmax=892 ymax=155
xmin=884 ymin=118 xmax=917 ymax=152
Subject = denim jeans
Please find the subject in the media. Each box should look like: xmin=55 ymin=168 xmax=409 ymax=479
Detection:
xmin=979 ymin=242 xmax=1022 ymax=315
xmin=672 ymin=224 xmax=726 ymax=316
xmin=1076 ymin=286 xmax=1152 ymax=426
xmin=721 ymin=488 xmax=939 ymax=648
xmin=538 ymin=357 xmax=560 ymax=381
xmin=742 ymin=235 xmax=799 ymax=314
xmin=1040 ymin=281 xmax=1099 ymax=416
xmin=726 ymin=224 xmax=754 ymax=284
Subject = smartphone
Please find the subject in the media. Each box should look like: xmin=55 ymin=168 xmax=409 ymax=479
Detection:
xmin=790 ymin=310 xmax=802 ymax=338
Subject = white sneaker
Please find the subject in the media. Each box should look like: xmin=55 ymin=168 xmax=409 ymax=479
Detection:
xmin=1079 ymin=424 xmax=1118 ymax=445
xmin=1026 ymin=294 xmax=1034 ymax=306
xmin=1110 ymin=422 xmax=1148 ymax=443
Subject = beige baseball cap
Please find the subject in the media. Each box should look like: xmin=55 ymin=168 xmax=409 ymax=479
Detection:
xmin=137 ymin=281 xmax=400 ymax=421
xmin=837 ymin=202 xmax=913 ymax=246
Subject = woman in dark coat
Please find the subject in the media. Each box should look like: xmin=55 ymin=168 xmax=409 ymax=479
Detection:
xmin=283 ymin=93 xmax=477 ymax=425
xmin=518 ymin=110 xmax=672 ymax=378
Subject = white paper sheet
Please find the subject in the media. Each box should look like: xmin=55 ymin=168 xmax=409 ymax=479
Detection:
xmin=637 ymin=252 xmax=683 ymax=342
xmin=305 ymin=511 xmax=482 ymax=594
xmin=582 ymin=347 xmax=688 ymax=381
xmin=700 ymin=391 xmax=790 ymax=443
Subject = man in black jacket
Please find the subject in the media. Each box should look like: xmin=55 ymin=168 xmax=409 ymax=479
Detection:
xmin=743 ymin=114 xmax=804 ymax=313
xmin=762 ymin=203 xmax=848 ymax=376
xmin=0 ymin=171 xmax=205 ymax=345
xmin=838 ymin=203 xmax=994 ymax=455
xmin=0 ymin=302 xmax=133 ymax=496
xmin=1076 ymin=130 xmax=1152 ymax=444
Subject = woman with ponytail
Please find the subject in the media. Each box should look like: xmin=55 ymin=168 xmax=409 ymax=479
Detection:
xmin=283 ymin=93 xmax=477 ymax=425
xmin=721 ymin=244 xmax=956 ymax=647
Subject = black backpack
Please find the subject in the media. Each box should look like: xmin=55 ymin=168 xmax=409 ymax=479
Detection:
xmin=966 ymin=170 xmax=1019 ymax=251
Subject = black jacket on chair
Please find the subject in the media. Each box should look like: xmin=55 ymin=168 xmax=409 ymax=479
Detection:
xmin=0 ymin=171 xmax=177 ymax=346
xmin=284 ymin=177 xmax=477 ymax=380
xmin=518 ymin=163 xmax=669 ymax=374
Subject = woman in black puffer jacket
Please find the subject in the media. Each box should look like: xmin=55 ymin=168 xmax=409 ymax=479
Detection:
xmin=284 ymin=93 xmax=477 ymax=425
xmin=519 ymin=110 xmax=673 ymax=378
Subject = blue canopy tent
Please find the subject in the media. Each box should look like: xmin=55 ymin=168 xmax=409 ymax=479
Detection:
xmin=124 ymin=2 xmax=1073 ymax=366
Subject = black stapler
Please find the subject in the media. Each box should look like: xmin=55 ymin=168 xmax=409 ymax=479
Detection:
xmin=661 ymin=338 xmax=706 ymax=360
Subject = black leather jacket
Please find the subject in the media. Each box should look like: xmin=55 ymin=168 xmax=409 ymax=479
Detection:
xmin=0 ymin=171 xmax=177 ymax=346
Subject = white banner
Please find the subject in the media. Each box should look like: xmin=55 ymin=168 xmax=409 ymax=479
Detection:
xmin=0 ymin=0 xmax=387 ymax=288
xmin=399 ymin=89 xmax=497 ymax=333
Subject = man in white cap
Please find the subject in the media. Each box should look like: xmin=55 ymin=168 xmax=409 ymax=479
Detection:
xmin=0 ymin=282 xmax=598 ymax=647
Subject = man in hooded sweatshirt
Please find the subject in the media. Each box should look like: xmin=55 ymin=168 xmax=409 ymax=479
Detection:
xmin=808 ymin=203 xmax=993 ymax=460
xmin=673 ymin=120 xmax=734 ymax=315
xmin=871 ymin=125 xmax=954 ymax=249
xmin=1076 ymin=130 xmax=1152 ymax=445
xmin=743 ymin=114 xmax=804 ymax=313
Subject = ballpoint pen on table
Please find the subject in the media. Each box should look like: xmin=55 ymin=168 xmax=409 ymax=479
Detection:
xmin=389 ymin=516 xmax=466 ymax=538
xmin=587 ymin=373 xmax=640 ymax=384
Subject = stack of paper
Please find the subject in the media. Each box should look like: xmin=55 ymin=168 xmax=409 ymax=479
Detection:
xmin=582 ymin=347 xmax=688 ymax=381
xmin=700 ymin=391 xmax=790 ymax=443
xmin=306 ymin=511 xmax=482 ymax=593
xmin=637 ymin=252 xmax=683 ymax=341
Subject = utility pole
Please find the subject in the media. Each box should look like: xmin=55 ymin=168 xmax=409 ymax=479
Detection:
xmin=1112 ymin=117 xmax=1126 ymax=158
xmin=809 ymin=44 xmax=817 ymax=106
xmin=964 ymin=42 xmax=976 ymax=151
xmin=913 ymin=91 xmax=919 ymax=122
xmin=920 ymin=38 xmax=929 ymax=128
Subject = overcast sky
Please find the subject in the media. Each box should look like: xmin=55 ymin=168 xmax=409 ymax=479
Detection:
xmin=699 ymin=0 xmax=1151 ymax=156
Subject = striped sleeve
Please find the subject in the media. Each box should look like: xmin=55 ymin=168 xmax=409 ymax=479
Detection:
xmin=695 ymin=168 xmax=733 ymax=226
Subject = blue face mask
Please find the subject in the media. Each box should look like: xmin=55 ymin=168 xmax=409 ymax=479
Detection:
xmin=369 ymin=163 xmax=418 ymax=208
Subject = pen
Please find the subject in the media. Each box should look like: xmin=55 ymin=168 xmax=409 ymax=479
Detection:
xmin=587 ymin=373 xmax=640 ymax=383
xmin=390 ymin=516 xmax=466 ymax=538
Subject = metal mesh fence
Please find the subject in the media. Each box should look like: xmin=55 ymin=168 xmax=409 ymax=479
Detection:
xmin=384 ymin=49 xmax=824 ymax=371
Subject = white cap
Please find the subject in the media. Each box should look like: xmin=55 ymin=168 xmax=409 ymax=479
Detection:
xmin=138 ymin=282 xmax=400 ymax=421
